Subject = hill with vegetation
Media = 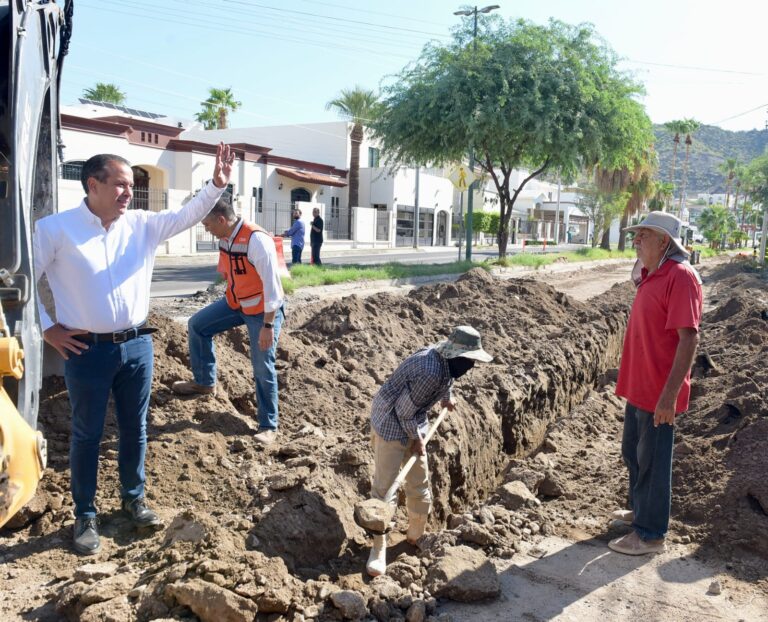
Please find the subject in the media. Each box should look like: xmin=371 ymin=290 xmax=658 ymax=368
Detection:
xmin=653 ymin=124 xmax=768 ymax=194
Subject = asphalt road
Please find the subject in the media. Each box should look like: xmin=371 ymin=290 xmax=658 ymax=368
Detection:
xmin=150 ymin=245 xmax=583 ymax=297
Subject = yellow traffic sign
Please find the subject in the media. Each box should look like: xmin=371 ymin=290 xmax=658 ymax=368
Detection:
xmin=448 ymin=165 xmax=476 ymax=192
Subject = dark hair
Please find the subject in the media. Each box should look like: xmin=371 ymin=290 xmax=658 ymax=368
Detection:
xmin=205 ymin=193 xmax=236 ymax=221
xmin=80 ymin=154 xmax=131 ymax=193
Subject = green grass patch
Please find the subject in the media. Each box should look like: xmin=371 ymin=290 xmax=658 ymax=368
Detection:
xmin=281 ymin=260 xmax=483 ymax=294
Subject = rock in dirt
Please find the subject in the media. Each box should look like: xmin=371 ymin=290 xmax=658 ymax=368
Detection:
xmin=73 ymin=562 xmax=119 ymax=582
xmin=425 ymin=545 xmax=500 ymax=602
xmin=504 ymin=466 xmax=544 ymax=494
xmin=457 ymin=522 xmax=496 ymax=546
xmin=353 ymin=498 xmax=390 ymax=534
xmin=330 ymin=589 xmax=367 ymax=619
xmin=79 ymin=596 xmax=134 ymax=622
xmin=539 ymin=469 xmax=569 ymax=497
xmin=497 ymin=481 xmax=538 ymax=510
xmin=165 ymin=579 xmax=259 ymax=622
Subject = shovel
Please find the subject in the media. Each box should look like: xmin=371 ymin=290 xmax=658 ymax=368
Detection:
xmin=354 ymin=407 xmax=450 ymax=534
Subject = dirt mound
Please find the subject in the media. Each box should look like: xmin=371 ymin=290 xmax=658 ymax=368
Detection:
xmin=672 ymin=273 xmax=768 ymax=558
xmin=5 ymin=263 xmax=768 ymax=620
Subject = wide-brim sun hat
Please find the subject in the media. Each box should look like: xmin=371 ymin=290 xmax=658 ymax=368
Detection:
xmin=435 ymin=325 xmax=493 ymax=363
xmin=624 ymin=211 xmax=689 ymax=257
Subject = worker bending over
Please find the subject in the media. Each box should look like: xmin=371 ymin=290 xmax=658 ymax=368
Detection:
xmin=366 ymin=326 xmax=493 ymax=576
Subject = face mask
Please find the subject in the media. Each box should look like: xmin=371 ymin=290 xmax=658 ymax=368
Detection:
xmin=293 ymin=215 xmax=299 ymax=220
xmin=448 ymin=357 xmax=475 ymax=378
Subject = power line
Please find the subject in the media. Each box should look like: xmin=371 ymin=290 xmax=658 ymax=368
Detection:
xmin=709 ymin=103 xmax=768 ymax=126
xmin=221 ymin=0 xmax=449 ymax=38
xmin=623 ymin=59 xmax=763 ymax=77
xmin=77 ymin=0 xmax=421 ymax=62
xmin=168 ymin=0 xmax=439 ymax=48
xmin=297 ymin=0 xmax=454 ymax=27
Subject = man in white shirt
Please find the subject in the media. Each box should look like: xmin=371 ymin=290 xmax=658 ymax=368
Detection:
xmin=171 ymin=197 xmax=285 ymax=447
xmin=34 ymin=143 xmax=234 ymax=555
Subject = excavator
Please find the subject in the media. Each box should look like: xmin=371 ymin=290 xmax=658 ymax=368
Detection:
xmin=0 ymin=0 xmax=73 ymax=528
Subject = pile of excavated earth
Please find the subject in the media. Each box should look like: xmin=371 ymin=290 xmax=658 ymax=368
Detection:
xmin=1 ymin=260 xmax=767 ymax=622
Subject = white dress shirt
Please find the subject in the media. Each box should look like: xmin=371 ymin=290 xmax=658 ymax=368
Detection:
xmin=34 ymin=182 xmax=224 ymax=333
xmin=222 ymin=219 xmax=285 ymax=313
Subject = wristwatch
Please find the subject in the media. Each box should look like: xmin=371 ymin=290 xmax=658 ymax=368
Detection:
xmin=263 ymin=322 xmax=274 ymax=329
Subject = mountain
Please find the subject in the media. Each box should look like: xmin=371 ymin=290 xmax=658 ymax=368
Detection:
xmin=653 ymin=124 xmax=768 ymax=195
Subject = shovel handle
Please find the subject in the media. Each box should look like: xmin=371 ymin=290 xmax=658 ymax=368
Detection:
xmin=383 ymin=407 xmax=450 ymax=504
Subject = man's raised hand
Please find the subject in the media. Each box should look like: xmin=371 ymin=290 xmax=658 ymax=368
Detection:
xmin=213 ymin=143 xmax=235 ymax=189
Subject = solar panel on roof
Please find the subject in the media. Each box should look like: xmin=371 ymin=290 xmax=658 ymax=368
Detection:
xmin=78 ymin=99 xmax=163 ymax=119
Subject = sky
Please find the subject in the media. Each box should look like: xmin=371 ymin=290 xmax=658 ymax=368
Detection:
xmin=61 ymin=0 xmax=768 ymax=133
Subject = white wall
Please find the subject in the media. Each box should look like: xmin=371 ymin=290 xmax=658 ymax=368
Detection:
xmin=354 ymin=207 xmax=377 ymax=244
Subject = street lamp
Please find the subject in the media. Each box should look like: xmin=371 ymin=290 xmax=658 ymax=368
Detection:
xmin=453 ymin=5 xmax=500 ymax=261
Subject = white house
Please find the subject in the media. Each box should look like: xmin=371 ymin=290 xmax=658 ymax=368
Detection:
xmin=58 ymin=104 xmax=347 ymax=255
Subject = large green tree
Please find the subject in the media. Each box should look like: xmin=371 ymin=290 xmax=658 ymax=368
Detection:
xmin=82 ymin=82 xmax=126 ymax=105
xmin=196 ymin=88 xmax=241 ymax=130
xmin=326 ymin=87 xmax=379 ymax=209
xmin=372 ymin=18 xmax=651 ymax=257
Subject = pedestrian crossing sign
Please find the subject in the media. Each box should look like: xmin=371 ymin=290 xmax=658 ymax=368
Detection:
xmin=448 ymin=165 xmax=476 ymax=192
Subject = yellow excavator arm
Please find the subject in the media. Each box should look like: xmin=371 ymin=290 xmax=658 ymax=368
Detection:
xmin=0 ymin=317 xmax=47 ymax=527
xmin=0 ymin=0 xmax=72 ymax=527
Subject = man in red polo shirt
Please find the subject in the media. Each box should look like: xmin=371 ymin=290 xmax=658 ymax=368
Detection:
xmin=610 ymin=212 xmax=703 ymax=555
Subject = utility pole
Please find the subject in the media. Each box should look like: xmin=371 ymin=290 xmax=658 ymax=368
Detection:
xmin=453 ymin=5 xmax=500 ymax=261
xmin=554 ymin=176 xmax=561 ymax=243
xmin=413 ymin=165 xmax=420 ymax=248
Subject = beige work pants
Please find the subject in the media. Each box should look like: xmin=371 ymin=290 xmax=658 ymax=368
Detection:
xmin=370 ymin=431 xmax=431 ymax=516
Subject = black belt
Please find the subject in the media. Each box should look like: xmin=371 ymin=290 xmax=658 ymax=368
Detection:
xmin=84 ymin=326 xmax=157 ymax=344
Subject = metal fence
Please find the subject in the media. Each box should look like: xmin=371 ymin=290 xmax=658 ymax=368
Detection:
xmin=376 ymin=206 xmax=389 ymax=241
xmin=395 ymin=205 xmax=434 ymax=247
xmin=326 ymin=205 xmax=352 ymax=240
xmin=131 ymin=188 xmax=167 ymax=212
xmin=252 ymin=200 xmax=294 ymax=235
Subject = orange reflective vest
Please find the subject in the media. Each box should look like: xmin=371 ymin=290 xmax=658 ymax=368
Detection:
xmin=217 ymin=221 xmax=273 ymax=315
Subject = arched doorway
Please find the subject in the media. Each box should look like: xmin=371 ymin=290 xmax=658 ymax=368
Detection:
xmin=290 ymin=187 xmax=311 ymax=205
xmin=131 ymin=166 xmax=150 ymax=211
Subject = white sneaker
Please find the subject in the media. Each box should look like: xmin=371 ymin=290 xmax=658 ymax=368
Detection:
xmin=254 ymin=429 xmax=277 ymax=446
xmin=366 ymin=534 xmax=387 ymax=577
xmin=406 ymin=513 xmax=428 ymax=545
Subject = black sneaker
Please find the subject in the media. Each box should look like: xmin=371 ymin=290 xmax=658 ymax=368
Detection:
xmin=73 ymin=517 xmax=101 ymax=555
xmin=121 ymin=497 xmax=163 ymax=529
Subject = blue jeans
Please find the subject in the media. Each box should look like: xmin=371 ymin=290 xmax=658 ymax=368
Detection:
xmin=64 ymin=335 xmax=153 ymax=518
xmin=291 ymin=245 xmax=303 ymax=265
xmin=622 ymin=402 xmax=675 ymax=540
xmin=188 ymin=298 xmax=284 ymax=430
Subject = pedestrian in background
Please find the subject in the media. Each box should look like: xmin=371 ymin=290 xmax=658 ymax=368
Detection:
xmin=610 ymin=212 xmax=702 ymax=556
xmin=310 ymin=206 xmax=324 ymax=265
xmin=34 ymin=144 xmax=234 ymax=555
xmin=283 ymin=208 xmax=305 ymax=265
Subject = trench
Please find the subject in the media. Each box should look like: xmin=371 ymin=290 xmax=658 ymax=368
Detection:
xmin=425 ymin=287 xmax=629 ymax=526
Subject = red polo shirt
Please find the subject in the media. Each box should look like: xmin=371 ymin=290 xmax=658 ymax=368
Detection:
xmin=616 ymin=259 xmax=703 ymax=414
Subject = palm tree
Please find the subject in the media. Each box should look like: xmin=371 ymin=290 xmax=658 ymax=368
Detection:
xmin=194 ymin=106 xmax=219 ymax=130
xmin=325 ymin=86 xmax=379 ymax=209
xmin=663 ymin=120 xmax=688 ymax=208
xmin=82 ymin=83 xmax=126 ymax=105
xmin=648 ymin=182 xmax=674 ymax=212
xmin=197 ymin=88 xmax=241 ymax=130
xmin=676 ymin=118 xmax=701 ymax=217
xmin=719 ymin=157 xmax=739 ymax=210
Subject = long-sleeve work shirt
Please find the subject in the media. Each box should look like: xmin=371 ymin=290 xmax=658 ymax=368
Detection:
xmin=371 ymin=347 xmax=453 ymax=443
